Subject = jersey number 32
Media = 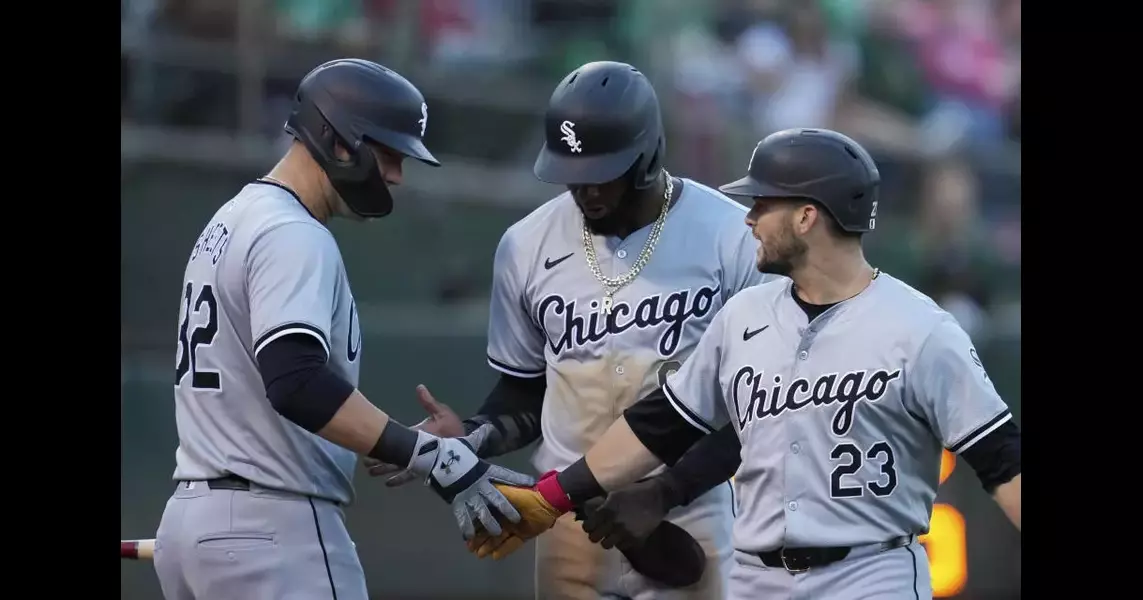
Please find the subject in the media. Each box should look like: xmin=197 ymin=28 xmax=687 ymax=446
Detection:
xmin=175 ymin=281 xmax=221 ymax=391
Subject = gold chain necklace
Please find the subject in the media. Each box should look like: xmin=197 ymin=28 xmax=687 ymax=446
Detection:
xmin=582 ymin=172 xmax=674 ymax=314
xmin=794 ymin=267 xmax=881 ymax=302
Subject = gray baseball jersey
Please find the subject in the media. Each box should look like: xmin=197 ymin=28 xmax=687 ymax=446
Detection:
xmin=170 ymin=181 xmax=362 ymax=505
xmin=663 ymin=274 xmax=1012 ymax=551
xmin=486 ymin=179 xmax=774 ymax=475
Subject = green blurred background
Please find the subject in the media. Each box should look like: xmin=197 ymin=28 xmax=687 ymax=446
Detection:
xmin=121 ymin=0 xmax=1020 ymax=597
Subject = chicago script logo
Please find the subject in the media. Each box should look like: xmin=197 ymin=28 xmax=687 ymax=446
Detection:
xmin=538 ymin=286 xmax=720 ymax=357
xmin=731 ymin=367 xmax=902 ymax=436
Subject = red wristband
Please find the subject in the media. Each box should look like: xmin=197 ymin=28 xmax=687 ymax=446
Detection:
xmin=535 ymin=470 xmax=574 ymax=514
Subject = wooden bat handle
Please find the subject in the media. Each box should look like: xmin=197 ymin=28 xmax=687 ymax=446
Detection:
xmin=121 ymin=539 xmax=156 ymax=560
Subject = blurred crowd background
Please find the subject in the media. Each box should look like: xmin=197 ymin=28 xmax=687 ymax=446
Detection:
xmin=121 ymin=0 xmax=1021 ymax=598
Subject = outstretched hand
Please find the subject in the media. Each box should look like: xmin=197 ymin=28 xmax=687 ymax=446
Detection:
xmin=364 ymin=384 xmax=464 ymax=486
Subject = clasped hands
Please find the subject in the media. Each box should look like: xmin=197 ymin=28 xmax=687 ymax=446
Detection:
xmin=466 ymin=475 xmax=678 ymax=560
xmin=364 ymin=385 xmax=669 ymax=559
xmin=362 ymin=385 xmax=564 ymax=552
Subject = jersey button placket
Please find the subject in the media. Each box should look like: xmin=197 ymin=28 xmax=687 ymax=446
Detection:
xmin=786 ymin=328 xmax=815 ymax=542
xmin=795 ymin=326 xmax=817 ymax=362
xmin=602 ymin=236 xmax=624 ymax=421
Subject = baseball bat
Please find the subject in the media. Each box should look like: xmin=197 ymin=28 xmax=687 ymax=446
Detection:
xmin=121 ymin=539 xmax=156 ymax=561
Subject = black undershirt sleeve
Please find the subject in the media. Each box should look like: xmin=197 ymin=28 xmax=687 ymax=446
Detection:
xmin=658 ymin=424 xmax=742 ymax=507
xmin=959 ymin=420 xmax=1021 ymax=493
xmin=257 ymin=332 xmax=431 ymax=468
xmin=623 ymin=387 xmax=708 ymax=467
xmin=256 ymin=333 xmax=355 ymax=433
xmin=462 ymin=373 xmax=547 ymax=458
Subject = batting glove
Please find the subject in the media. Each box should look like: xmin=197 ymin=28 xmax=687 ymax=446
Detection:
xmin=405 ymin=430 xmax=536 ymax=540
xmin=372 ymin=421 xmax=496 ymax=488
xmin=466 ymin=470 xmax=572 ymax=560
xmin=580 ymin=474 xmax=686 ymax=550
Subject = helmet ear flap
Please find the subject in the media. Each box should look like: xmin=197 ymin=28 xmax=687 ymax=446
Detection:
xmin=287 ymin=101 xmax=335 ymax=166
xmin=632 ymin=136 xmax=666 ymax=190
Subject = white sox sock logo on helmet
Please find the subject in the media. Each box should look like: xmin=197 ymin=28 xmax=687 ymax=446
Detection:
xmin=560 ymin=121 xmax=582 ymax=153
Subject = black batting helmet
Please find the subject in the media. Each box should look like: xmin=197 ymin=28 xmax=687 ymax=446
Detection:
xmin=720 ymin=128 xmax=881 ymax=233
xmin=534 ymin=61 xmax=665 ymax=189
xmin=284 ymin=59 xmax=440 ymax=219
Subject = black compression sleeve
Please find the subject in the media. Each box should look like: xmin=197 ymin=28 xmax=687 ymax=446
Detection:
xmin=659 ymin=424 xmax=742 ymax=507
xmin=623 ymin=387 xmax=707 ymax=466
xmin=462 ymin=373 xmax=546 ymax=457
xmin=257 ymin=333 xmax=355 ymax=433
xmin=368 ymin=420 xmax=421 ymax=467
xmin=959 ymin=420 xmax=1021 ymax=493
xmin=557 ymin=457 xmax=605 ymax=505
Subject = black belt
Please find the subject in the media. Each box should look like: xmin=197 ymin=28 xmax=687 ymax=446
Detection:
xmin=756 ymin=535 xmax=913 ymax=573
xmin=177 ymin=474 xmax=251 ymax=491
xmin=179 ymin=475 xmax=342 ymax=506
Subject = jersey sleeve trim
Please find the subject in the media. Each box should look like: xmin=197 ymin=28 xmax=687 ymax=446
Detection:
xmin=948 ymin=409 xmax=1012 ymax=454
xmin=486 ymin=355 xmax=545 ymax=379
xmin=662 ymin=382 xmax=716 ymax=435
xmin=255 ymin=322 xmax=330 ymax=359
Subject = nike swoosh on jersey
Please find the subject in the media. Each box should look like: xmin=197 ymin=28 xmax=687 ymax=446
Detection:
xmin=743 ymin=325 xmax=770 ymax=341
xmin=544 ymin=253 xmax=575 ymax=270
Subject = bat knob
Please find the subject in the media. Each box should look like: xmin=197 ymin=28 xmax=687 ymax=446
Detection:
xmin=121 ymin=541 xmax=139 ymax=559
xmin=121 ymin=539 xmax=155 ymax=560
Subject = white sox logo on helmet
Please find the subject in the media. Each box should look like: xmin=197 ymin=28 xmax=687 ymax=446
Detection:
xmin=560 ymin=121 xmax=582 ymax=153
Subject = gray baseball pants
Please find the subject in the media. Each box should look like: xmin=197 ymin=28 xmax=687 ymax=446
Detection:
xmin=152 ymin=479 xmax=368 ymax=600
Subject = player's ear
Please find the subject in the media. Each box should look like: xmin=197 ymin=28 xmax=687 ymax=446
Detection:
xmin=793 ymin=202 xmax=816 ymax=235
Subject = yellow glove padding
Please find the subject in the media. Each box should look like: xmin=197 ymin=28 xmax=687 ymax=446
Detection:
xmin=466 ymin=483 xmax=562 ymax=560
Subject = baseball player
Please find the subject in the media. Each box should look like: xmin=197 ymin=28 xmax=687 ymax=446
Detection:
xmin=152 ymin=59 xmax=535 ymax=600
xmin=367 ymin=61 xmax=775 ymax=599
xmin=463 ymin=128 xmax=1022 ymax=600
